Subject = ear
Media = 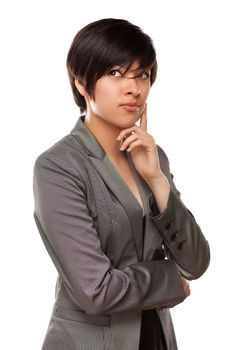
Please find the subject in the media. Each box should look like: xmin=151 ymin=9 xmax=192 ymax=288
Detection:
xmin=74 ymin=78 xmax=88 ymax=97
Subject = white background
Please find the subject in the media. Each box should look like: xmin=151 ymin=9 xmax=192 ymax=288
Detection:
xmin=0 ymin=0 xmax=231 ymax=349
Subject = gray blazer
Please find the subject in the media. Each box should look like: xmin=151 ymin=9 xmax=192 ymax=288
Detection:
xmin=33 ymin=116 xmax=210 ymax=350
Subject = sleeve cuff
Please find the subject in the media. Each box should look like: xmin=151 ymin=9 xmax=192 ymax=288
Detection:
xmin=148 ymin=188 xmax=190 ymax=246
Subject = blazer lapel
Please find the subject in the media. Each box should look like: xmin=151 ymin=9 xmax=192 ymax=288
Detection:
xmin=71 ymin=116 xmax=144 ymax=261
xmin=90 ymin=155 xmax=144 ymax=260
xmin=127 ymin=159 xmax=163 ymax=260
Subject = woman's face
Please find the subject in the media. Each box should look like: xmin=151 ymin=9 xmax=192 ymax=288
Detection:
xmin=85 ymin=61 xmax=151 ymax=129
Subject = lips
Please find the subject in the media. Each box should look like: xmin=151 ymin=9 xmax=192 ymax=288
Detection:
xmin=120 ymin=104 xmax=140 ymax=112
xmin=119 ymin=102 xmax=141 ymax=112
xmin=120 ymin=102 xmax=141 ymax=107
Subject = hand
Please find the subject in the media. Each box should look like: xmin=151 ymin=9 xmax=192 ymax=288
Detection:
xmin=163 ymin=276 xmax=190 ymax=310
xmin=181 ymin=276 xmax=191 ymax=298
xmin=161 ymin=276 xmax=190 ymax=310
xmin=117 ymin=106 xmax=163 ymax=182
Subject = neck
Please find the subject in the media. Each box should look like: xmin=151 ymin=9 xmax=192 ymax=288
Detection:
xmin=84 ymin=114 xmax=124 ymax=160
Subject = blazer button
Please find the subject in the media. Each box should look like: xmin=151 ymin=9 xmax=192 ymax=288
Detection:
xmin=165 ymin=220 xmax=173 ymax=231
xmin=171 ymin=231 xmax=178 ymax=241
xmin=177 ymin=241 xmax=186 ymax=250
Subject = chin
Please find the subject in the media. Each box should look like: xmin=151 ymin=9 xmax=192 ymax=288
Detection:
xmin=102 ymin=113 xmax=139 ymax=129
xmin=118 ymin=115 xmax=140 ymax=127
xmin=121 ymin=118 xmax=140 ymax=128
xmin=115 ymin=121 xmax=135 ymax=129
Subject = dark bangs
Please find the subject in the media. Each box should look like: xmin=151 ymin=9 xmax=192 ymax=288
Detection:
xmin=67 ymin=18 xmax=157 ymax=113
xmin=93 ymin=27 xmax=157 ymax=83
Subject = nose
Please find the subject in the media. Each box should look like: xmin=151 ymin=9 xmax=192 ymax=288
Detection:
xmin=124 ymin=77 xmax=141 ymax=97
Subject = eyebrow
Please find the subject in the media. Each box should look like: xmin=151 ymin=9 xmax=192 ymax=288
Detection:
xmin=112 ymin=64 xmax=149 ymax=73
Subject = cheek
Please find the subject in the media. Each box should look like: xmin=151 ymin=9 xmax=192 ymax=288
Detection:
xmin=93 ymin=82 xmax=109 ymax=101
xmin=89 ymin=91 xmax=111 ymax=114
xmin=97 ymin=89 xmax=112 ymax=102
xmin=94 ymin=85 xmax=118 ymax=108
xmin=141 ymin=83 xmax=150 ymax=97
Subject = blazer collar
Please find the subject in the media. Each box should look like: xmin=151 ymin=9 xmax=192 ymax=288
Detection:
xmin=70 ymin=115 xmax=105 ymax=159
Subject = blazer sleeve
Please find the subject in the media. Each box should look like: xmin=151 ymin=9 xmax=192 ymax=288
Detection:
xmin=33 ymin=153 xmax=186 ymax=316
xmin=149 ymin=147 xmax=210 ymax=280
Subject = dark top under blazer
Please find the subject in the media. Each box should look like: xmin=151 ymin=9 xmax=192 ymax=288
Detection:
xmin=33 ymin=116 xmax=210 ymax=350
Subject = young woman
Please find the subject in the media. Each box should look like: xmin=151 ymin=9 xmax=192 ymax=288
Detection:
xmin=33 ymin=18 xmax=210 ymax=350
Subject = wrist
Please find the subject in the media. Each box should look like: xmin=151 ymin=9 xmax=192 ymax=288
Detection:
xmin=146 ymin=173 xmax=171 ymax=213
xmin=145 ymin=172 xmax=169 ymax=188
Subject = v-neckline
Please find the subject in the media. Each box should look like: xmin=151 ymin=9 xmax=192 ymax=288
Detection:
xmin=70 ymin=116 xmax=147 ymax=218
xmin=106 ymin=151 xmax=146 ymax=218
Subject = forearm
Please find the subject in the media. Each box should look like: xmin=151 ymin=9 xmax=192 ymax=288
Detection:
xmin=144 ymin=146 xmax=210 ymax=280
xmin=145 ymin=172 xmax=170 ymax=214
xmin=149 ymin=189 xmax=210 ymax=280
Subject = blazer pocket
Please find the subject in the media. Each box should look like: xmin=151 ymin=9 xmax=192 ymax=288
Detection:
xmin=42 ymin=305 xmax=110 ymax=350
xmin=53 ymin=304 xmax=112 ymax=327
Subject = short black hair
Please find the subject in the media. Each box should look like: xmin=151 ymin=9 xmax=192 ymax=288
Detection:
xmin=66 ymin=18 xmax=157 ymax=113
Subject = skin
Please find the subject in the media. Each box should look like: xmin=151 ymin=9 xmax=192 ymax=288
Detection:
xmin=75 ymin=60 xmax=190 ymax=298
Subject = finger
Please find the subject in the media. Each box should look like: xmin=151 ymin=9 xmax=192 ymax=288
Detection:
xmin=139 ymin=104 xmax=147 ymax=131
xmin=119 ymin=133 xmax=138 ymax=150
xmin=127 ymin=139 xmax=144 ymax=152
xmin=117 ymin=125 xmax=144 ymax=141
xmin=182 ymin=278 xmax=191 ymax=297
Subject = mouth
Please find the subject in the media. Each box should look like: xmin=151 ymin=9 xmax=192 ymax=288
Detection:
xmin=120 ymin=103 xmax=141 ymax=112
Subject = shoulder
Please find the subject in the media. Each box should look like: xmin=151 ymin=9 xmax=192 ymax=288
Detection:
xmin=33 ymin=133 xmax=88 ymax=179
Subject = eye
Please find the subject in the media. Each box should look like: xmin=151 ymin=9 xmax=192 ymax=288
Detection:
xmin=136 ymin=71 xmax=150 ymax=79
xmin=108 ymin=70 xmax=122 ymax=77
